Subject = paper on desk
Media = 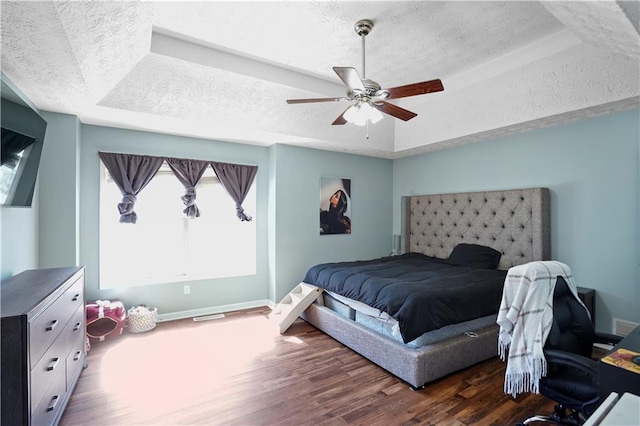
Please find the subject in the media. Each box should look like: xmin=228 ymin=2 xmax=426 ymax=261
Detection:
xmin=601 ymin=348 xmax=640 ymax=374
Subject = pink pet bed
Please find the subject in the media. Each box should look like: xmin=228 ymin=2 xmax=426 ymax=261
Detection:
xmin=86 ymin=300 xmax=126 ymax=342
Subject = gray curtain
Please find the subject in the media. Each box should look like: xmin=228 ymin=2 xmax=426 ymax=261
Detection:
xmin=166 ymin=158 xmax=209 ymax=218
xmin=98 ymin=152 xmax=164 ymax=223
xmin=210 ymin=162 xmax=258 ymax=221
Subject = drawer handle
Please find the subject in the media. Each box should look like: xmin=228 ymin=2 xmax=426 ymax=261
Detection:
xmin=72 ymin=293 xmax=80 ymax=302
xmin=73 ymin=350 xmax=82 ymax=361
xmin=73 ymin=322 xmax=82 ymax=331
xmin=45 ymin=319 xmax=58 ymax=331
xmin=47 ymin=357 xmax=60 ymax=371
xmin=46 ymin=395 xmax=60 ymax=412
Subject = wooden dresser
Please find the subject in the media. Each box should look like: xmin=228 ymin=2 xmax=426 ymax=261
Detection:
xmin=1 ymin=266 xmax=86 ymax=426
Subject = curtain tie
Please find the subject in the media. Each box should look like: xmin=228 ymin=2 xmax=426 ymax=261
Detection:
xmin=118 ymin=193 xmax=138 ymax=224
xmin=181 ymin=187 xmax=200 ymax=218
xmin=181 ymin=187 xmax=196 ymax=207
xmin=235 ymin=202 xmax=252 ymax=222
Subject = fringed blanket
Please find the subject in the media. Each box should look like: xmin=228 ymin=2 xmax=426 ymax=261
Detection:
xmin=496 ymin=261 xmax=580 ymax=397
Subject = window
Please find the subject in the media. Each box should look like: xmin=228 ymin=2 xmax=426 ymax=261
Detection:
xmin=99 ymin=161 xmax=256 ymax=288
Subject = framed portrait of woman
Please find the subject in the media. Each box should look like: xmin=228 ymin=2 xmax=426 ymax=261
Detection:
xmin=320 ymin=177 xmax=351 ymax=235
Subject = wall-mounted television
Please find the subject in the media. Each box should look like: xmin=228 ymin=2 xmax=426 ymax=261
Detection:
xmin=1 ymin=73 xmax=47 ymax=207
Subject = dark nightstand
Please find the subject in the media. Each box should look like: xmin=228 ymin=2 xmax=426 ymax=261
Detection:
xmin=577 ymin=286 xmax=595 ymax=325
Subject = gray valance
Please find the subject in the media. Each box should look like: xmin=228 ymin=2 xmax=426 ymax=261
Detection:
xmin=210 ymin=162 xmax=258 ymax=221
xmin=166 ymin=158 xmax=209 ymax=218
xmin=99 ymin=152 xmax=258 ymax=223
xmin=98 ymin=152 xmax=164 ymax=223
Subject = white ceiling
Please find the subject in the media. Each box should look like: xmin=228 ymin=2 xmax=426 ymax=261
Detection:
xmin=1 ymin=1 xmax=639 ymax=159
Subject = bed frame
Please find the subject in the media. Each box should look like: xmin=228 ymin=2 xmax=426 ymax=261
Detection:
xmin=301 ymin=187 xmax=550 ymax=389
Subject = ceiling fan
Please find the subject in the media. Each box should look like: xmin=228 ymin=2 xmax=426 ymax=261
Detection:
xmin=286 ymin=19 xmax=444 ymax=127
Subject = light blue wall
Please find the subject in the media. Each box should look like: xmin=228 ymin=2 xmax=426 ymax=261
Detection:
xmin=271 ymin=144 xmax=393 ymax=302
xmin=0 ymin=74 xmax=44 ymax=279
xmin=6 ymin=106 xmax=636 ymax=330
xmin=38 ymin=112 xmax=80 ymax=268
xmin=2 ymin=112 xmax=80 ymax=280
xmin=78 ymin=125 xmax=271 ymax=314
xmin=73 ymin=126 xmax=394 ymax=313
xmin=393 ymin=109 xmax=640 ymax=333
xmin=1 ymin=200 xmax=38 ymax=279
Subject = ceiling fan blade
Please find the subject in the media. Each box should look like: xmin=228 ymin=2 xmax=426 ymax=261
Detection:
xmin=331 ymin=106 xmax=351 ymax=125
xmin=286 ymin=97 xmax=346 ymax=104
xmin=374 ymin=101 xmax=417 ymax=121
xmin=385 ymin=79 xmax=444 ymax=100
xmin=333 ymin=67 xmax=365 ymax=92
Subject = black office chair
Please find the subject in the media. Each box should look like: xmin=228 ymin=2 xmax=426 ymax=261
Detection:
xmin=517 ymin=277 xmax=621 ymax=426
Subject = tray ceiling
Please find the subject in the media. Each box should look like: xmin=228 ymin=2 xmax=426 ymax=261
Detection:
xmin=1 ymin=1 xmax=638 ymax=158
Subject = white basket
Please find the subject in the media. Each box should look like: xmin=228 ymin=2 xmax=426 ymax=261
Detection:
xmin=127 ymin=305 xmax=158 ymax=333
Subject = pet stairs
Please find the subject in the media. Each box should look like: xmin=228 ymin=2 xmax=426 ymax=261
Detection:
xmin=269 ymin=283 xmax=322 ymax=333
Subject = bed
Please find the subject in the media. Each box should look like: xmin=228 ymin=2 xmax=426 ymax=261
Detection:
xmin=299 ymin=187 xmax=550 ymax=389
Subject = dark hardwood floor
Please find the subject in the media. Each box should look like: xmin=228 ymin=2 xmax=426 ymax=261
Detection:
xmin=60 ymin=307 xmax=555 ymax=425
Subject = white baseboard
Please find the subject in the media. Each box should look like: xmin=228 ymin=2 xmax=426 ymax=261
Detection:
xmin=593 ymin=342 xmax=614 ymax=351
xmin=156 ymin=299 xmax=272 ymax=322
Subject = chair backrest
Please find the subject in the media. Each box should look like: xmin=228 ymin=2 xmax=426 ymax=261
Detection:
xmin=545 ymin=276 xmax=594 ymax=357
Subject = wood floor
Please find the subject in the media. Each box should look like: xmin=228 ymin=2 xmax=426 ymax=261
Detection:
xmin=60 ymin=307 xmax=555 ymax=425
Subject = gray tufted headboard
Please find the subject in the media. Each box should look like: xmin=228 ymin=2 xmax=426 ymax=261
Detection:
xmin=401 ymin=188 xmax=550 ymax=269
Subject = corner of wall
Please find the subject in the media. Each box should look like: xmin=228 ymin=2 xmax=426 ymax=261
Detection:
xmin=38 ymin=112 xmax=81 ymax=269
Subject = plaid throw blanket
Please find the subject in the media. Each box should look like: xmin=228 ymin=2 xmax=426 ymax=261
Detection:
xmin=497 ymin=261 xmax=580 ymax=397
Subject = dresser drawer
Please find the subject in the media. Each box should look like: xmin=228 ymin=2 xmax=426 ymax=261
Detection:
xmin=30 ymin=334 xmax=68 ymax=415
xmin=63 ymin=304 xmax=85 ymax=349
xmin=29 ymin=275 xmax=84 ymax=366
xmin=30 ymin=364 xmax=66 ymax=426
xmin=66 ymin=333 xmax=85 ymax=390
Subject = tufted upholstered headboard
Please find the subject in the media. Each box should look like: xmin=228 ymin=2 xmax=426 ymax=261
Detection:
xmin=401 ymin=188 xmax=550 ymax=270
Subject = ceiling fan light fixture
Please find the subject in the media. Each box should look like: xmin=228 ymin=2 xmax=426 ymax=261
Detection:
xmin=343 ymin=104 xmax=362 ymax=125
xmin=364 ymin=102 xmax=383 ymax=124
xmin=344 ymin=101 xmax=383 ymax=126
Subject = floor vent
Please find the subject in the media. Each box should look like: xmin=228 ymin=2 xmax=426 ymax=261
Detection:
xmin=193 ymin=314 xmax=225 ymax=322
xmin=612 ymin=317 xmax=639 ymax=336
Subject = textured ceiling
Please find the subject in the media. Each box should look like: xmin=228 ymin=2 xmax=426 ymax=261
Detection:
xmin=1 ymin=1 xmax=638 ymax=158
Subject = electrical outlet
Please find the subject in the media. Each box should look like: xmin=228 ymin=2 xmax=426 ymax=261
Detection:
xmin=184 ymin=285 xmax=191 ymax=295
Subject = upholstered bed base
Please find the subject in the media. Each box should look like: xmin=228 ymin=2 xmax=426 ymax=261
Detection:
xmin=301 ymin=302 xmax=498 ymax=389
xmin=299 ymin=187 xmax=550 ymax=389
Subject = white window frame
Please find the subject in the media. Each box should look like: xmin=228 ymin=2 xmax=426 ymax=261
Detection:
xmin=98 ymin=161 xmax=257 ymax=289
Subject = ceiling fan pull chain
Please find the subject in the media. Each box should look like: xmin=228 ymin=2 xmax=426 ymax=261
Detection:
xmin=366 ymin=120 xmax=370 ymax=140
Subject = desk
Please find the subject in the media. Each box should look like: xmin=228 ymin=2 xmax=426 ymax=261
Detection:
xmin=598 ymin=325 xmax=640 ymax=399
xmin=584 ymin=392 xmax=640 ymax=426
